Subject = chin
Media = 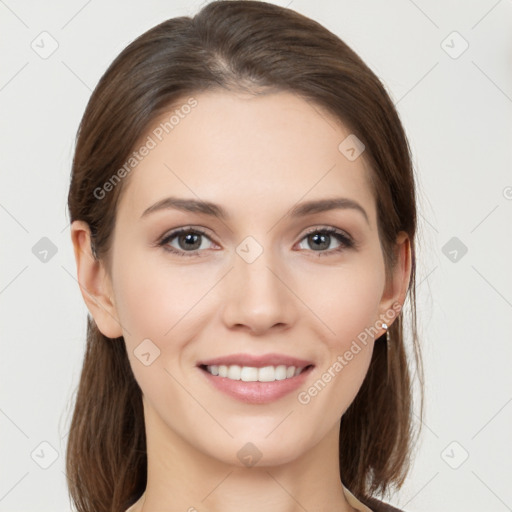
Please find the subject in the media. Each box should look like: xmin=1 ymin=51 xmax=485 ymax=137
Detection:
xmin=207 ymin=433 xmax=309 ymax=469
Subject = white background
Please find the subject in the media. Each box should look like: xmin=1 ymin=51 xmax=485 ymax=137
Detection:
xmin=1 ymin=1 xmax=511 ymax=511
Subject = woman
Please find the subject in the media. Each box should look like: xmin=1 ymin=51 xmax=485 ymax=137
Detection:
xmin=66 ymin=1 xmax=424 ymax=511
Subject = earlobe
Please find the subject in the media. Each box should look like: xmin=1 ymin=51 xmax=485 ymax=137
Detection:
xmin=70 ymin=220 xmax=123 ymax=339
xmin=377 ymin=231 xmax=412 ymax=332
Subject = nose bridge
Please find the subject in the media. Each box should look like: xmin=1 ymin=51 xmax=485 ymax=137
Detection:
xmin=222 ymin=235 xmax=294 ymax=331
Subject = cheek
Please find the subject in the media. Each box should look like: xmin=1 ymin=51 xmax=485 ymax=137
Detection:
xmin=113 ymin=250 xmax=218 ymax=348
xmin=295 ymin=259 xmax=384 ymax=407
xmin=298 ymin=289 xmax=379 ymax=420
xmin=298 ymin=258 xmax=385 ymax=346
xmin=329 ymin=286 xmax=383 ymax=343
xmin=112 ymin=253 xmax=214 ymax=407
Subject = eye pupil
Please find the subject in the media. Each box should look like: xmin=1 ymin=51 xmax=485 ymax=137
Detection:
xmin=309 ymin=233 xmax=329 ymax=251
xmin=180 ymin=233 xmax=201 ymax=250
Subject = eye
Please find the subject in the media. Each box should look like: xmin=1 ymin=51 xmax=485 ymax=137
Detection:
xmin=157 ymin=226 xmax=355 ymax=258
xmin=158 ymin=227 xmax=216 ymax=257
xmin=296 ymin=227 xmax=354 ymax=256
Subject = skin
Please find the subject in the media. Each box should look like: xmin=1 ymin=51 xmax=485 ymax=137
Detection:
xmin=71 ymin=90 xmax=411 ymax=512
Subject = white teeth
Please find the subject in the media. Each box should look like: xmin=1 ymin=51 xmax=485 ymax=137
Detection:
xmin=258 ymin=365 xmax=278 ymax=382
xmin=274 ymin=365 xmax=287 ymax=381
xmin=205 ymin=364 xmax=307 ymax=382
xmin=227 ymin=365 xmax=241 ymax=380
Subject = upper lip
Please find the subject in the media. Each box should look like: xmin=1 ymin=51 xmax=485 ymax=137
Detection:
xmin=197 ymin=353 xmax=314 ymax=368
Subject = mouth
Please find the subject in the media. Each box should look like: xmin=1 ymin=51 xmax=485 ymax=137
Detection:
xmin=199 ymin=363 xmax=314 ymax=382
xmin=196 ymin=355 xmax=315 ymax=404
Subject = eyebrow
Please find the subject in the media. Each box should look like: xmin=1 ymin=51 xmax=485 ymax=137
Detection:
xmin=140 ymin=196 xmax=369 ymax=225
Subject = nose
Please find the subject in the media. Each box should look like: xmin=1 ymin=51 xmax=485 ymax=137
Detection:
xmin=220 ymin=247 xmax=297 ymax=335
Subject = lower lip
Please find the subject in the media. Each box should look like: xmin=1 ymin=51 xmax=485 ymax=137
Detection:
xmin=198 ymin=366 xmax=314 ymax=404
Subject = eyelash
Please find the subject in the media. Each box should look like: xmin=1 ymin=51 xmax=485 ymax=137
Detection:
xmin=157 ymin=226 xmax=355 ymax=258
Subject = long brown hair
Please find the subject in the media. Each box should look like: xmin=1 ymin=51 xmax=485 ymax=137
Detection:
xmin=66 ymin=1 xmax=424 ymax=510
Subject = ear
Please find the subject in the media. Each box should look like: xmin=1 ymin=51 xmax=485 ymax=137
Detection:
xmin=70 ymin=220 xmax=124 ymax=339
xmin=377 ymin=231 xmax=412 ymax=333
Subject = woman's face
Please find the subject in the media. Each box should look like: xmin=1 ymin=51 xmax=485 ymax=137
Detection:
xmin=78 ymin=90 xmax=408 ymax=467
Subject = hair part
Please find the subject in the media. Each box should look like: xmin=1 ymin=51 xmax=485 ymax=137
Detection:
xmin=66 ymin=2 xmax=424 ymax=510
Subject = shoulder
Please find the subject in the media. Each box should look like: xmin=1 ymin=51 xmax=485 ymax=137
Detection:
xmin=359 ymin=495 xmax=407 ymax=512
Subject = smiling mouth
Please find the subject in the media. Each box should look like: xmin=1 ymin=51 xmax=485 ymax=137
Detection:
xmin=199 ymin=364 xmax=314 ymax=382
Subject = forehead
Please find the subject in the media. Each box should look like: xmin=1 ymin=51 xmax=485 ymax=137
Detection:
xmin=117 ymin=90 xmax=376 ymax=224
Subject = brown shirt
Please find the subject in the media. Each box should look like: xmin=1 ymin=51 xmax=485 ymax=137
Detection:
xmin=359 ymin=496 xmax=406 ymax=512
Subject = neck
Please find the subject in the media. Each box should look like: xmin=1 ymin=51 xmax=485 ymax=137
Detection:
xmin=129 ymin=398 xmax=358 ymax=512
